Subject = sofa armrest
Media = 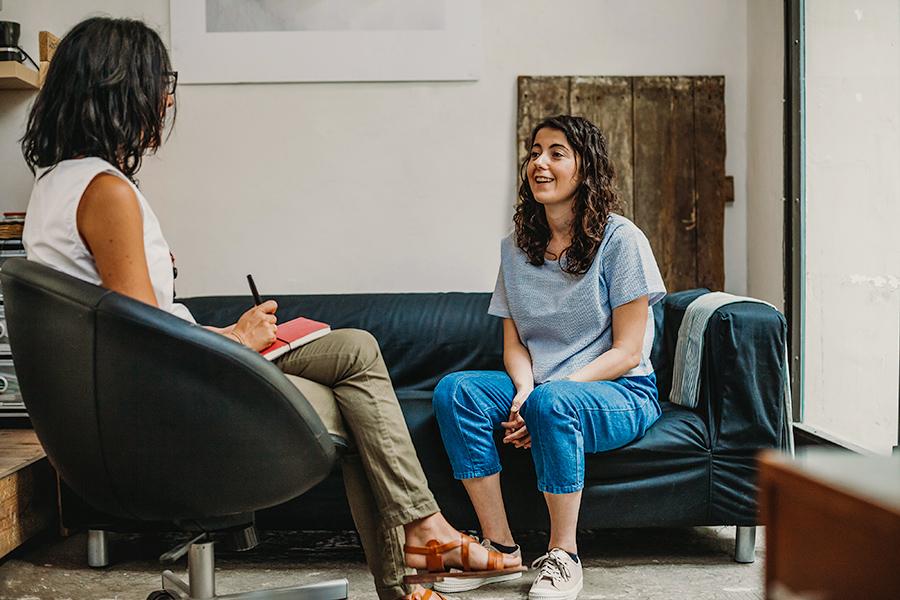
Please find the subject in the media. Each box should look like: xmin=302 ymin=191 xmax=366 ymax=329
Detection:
xmin=656 ymin=290 xmax=788 ymax=452
xmin=698 ymin=301 xmax=788 ymax=452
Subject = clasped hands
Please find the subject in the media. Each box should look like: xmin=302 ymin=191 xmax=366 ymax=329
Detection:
xmin=501 ymin=388 xmax=532 ymax=449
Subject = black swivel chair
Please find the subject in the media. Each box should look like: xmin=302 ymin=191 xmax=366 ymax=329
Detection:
xmin=1 ymin=258 xmax=349 ymax=600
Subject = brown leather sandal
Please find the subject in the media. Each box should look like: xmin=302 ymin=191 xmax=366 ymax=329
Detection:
xmin=403 ymin=534 xmax=527 ymax=584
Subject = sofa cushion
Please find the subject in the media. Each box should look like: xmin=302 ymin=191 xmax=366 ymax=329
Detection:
xmin=396 ymin=391 xmax=711 ymax=529
xmin=583 ymin=401 xmax=710 ymax=481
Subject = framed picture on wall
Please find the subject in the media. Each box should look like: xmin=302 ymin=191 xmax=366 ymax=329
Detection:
xmin=170 ymin=0 xmax=482 ymax=83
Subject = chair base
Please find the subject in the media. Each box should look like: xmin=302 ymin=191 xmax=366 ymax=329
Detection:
xmin=150 ymin=541 xmax=348 ymax=600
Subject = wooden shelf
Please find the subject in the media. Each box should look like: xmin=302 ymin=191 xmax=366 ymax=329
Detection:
xmin=0 ymin=62 xmax=40 ymax=90
xmin=0 ymin=429 xmax=55 ymax=560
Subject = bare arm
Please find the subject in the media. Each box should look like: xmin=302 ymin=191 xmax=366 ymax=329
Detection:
xmin=77 ymin=173 xmax=158 ymax=306
xmin=501 ymin=318 xmax=535 ymax=448
xmin=76 ymin=174 xmax=276 ymax=350
xmin=502 ymin=318 xmax=535 ymax=399
xmin=565 ymin=295 xmax=649 ymax=383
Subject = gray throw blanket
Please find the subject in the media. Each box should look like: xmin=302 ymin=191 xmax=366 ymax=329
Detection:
xmin=669 ymin=292 xmax=794 ymax=454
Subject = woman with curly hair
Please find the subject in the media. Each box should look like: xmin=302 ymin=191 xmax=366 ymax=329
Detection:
xmin=432 ymin=115 xmax=666 ymax=599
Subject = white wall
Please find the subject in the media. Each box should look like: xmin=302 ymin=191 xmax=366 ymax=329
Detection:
xmin=803 ymin=0 xmax=900 ymax=454
xmin=747 ymin=0 xmax=784 ymax=309
xmin=0 ymin=0 xmax=749 ymax=296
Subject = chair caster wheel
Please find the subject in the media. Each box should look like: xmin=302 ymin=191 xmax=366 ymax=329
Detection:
xmin=147 ymin=591 xmax=176 ymax=600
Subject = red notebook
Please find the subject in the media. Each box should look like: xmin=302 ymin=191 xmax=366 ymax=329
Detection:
xmin=260 ymin=316 xmax=331 ymax=361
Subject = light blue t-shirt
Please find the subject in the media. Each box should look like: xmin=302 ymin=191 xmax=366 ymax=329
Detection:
xmin=489 ymin=214 xmax=666 ymax=384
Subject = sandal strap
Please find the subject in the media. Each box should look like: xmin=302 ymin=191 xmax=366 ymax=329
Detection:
xmin=404 ymin=533 xmax=503 ymax=574
xmin=403 ymin=536 xmax=466 ymax=572
xmin=487 ymin=548 xmax=504 ymax=571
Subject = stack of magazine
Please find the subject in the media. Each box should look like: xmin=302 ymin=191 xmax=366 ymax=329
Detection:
xmin=0 ymin=212 xmax=27 ymax=422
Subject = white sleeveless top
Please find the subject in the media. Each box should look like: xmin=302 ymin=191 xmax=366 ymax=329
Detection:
xmin=22 ymin=157 xmax=195 ymax=323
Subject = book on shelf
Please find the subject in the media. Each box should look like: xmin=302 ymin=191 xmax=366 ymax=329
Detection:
xmin=259 ymin=316 xmax=331 ymax=361
xmin=0 ymin=212 xmax=25 ymax=241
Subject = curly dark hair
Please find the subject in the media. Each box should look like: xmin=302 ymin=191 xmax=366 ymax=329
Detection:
xmin=21 ymin=17 xmax=174 ymax=181
xmin=514 ymin=115 xmax=620 ymax=275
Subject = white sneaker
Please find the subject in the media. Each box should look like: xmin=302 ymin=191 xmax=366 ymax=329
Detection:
xmin=528 ymin=548 xmax=583 ymax=600
xmin=432 ymin=538 xmax=524 ymax=593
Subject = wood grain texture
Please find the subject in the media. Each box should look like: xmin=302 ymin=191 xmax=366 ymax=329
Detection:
xmin=38 ymin=31 xmax=60 ymax=62
xmin=517 ymin=76 xmax=571 ymax=170
xmin=0 ymin=430 xmax=54 ymax=559
xmin=0 ymin=429 xmax=45 ymax=479
xmin=693 ymin=76 xmax=726 ymax=291
xmin=633 ymin=76 xmax=697 ymax=292
xmin=571 ymin=77 xmax=634 ymax=220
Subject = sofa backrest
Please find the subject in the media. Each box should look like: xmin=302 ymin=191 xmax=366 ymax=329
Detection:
xmin=183 ymin=291 xmax=700 ymax=395
xmin=183 ymin=292 xmax=505 ymax=393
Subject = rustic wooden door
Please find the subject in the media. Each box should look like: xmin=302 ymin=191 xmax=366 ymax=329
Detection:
xmin=517 ymin=76 xmax=730 ymax=292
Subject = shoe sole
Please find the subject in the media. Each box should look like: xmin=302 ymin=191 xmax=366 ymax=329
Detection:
xmin=528 ymin=577 xmax=583 ymax=600
xmin=433 ymin=571 xmax=524 ymax=593
xmin=404 ymin=565 xmax=526 ymax=585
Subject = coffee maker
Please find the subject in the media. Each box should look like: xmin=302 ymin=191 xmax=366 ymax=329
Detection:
xmin=0 ymin=21 xmax=24 ymax=63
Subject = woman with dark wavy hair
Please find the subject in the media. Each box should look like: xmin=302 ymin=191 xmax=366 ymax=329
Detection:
xmin=21 ymin=16 xmax=522 ymax=600
xmin=433 ymin=115 xmax=666 ymax=599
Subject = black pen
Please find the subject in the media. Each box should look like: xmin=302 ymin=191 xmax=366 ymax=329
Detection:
xmin=247 ymin=274 xmax=262 ymax=306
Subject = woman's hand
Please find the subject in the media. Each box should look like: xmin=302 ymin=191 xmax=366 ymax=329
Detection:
xmin=230 ymin=300 xmax=278 ymax=351
xmin=502 ymin=387 xmax=532 ymax=449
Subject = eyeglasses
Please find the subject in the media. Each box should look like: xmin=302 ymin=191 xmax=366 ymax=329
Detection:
xmin=164 ymin=71 xmax=178 ymax=95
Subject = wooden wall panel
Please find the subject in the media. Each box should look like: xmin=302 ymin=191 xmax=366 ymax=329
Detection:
xmin=693 ymin=76 xmax=726 ymax=291
xmin=517 ymin=76 xmax=570 ymax=168
xmin=571 ymin=77 xmax=635 ymax=220
xmin=633 ymin=76 xmax=697 ymax=291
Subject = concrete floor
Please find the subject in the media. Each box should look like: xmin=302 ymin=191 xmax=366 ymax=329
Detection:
xmin=0 ymin=527 xmax=764 ymax=600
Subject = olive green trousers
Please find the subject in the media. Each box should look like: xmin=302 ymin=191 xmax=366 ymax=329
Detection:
xmin=276 ymin=328 xmax=440 ymax=600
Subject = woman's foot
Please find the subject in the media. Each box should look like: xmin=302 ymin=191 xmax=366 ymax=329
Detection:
xmin=529 ymin=548 xmax=583 ymax=600
xmin=433 ymin=538 xmax=524 ymax=593
xmin=403 ymin=513 xmax=522 ymax=573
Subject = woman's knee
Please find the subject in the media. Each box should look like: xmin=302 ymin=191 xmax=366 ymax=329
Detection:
xmin=522 ymin=381 xmax=576 ymax=424
xmin=432 ymin=372 xmax=475 ymax=416
xmin=332 ymin=328 xmax=381 ymax=367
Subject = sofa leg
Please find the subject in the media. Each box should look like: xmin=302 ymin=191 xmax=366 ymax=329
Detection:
xmin=87 ymin=529 xmax=110 ymax=568
xmin=734 ymin=526 xmax=756 ymax=563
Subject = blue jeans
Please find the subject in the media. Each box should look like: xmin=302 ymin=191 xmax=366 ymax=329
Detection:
xmin=432 ymin=371 xmax=661 ymax=494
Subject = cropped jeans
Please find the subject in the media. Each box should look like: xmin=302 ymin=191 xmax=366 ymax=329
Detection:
xmin=433 ymin=371 xmax=661 ymax=494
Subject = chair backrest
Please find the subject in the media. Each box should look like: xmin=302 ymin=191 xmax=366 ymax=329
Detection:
xmin=0 ymin=258 xmax=336 ymax=522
